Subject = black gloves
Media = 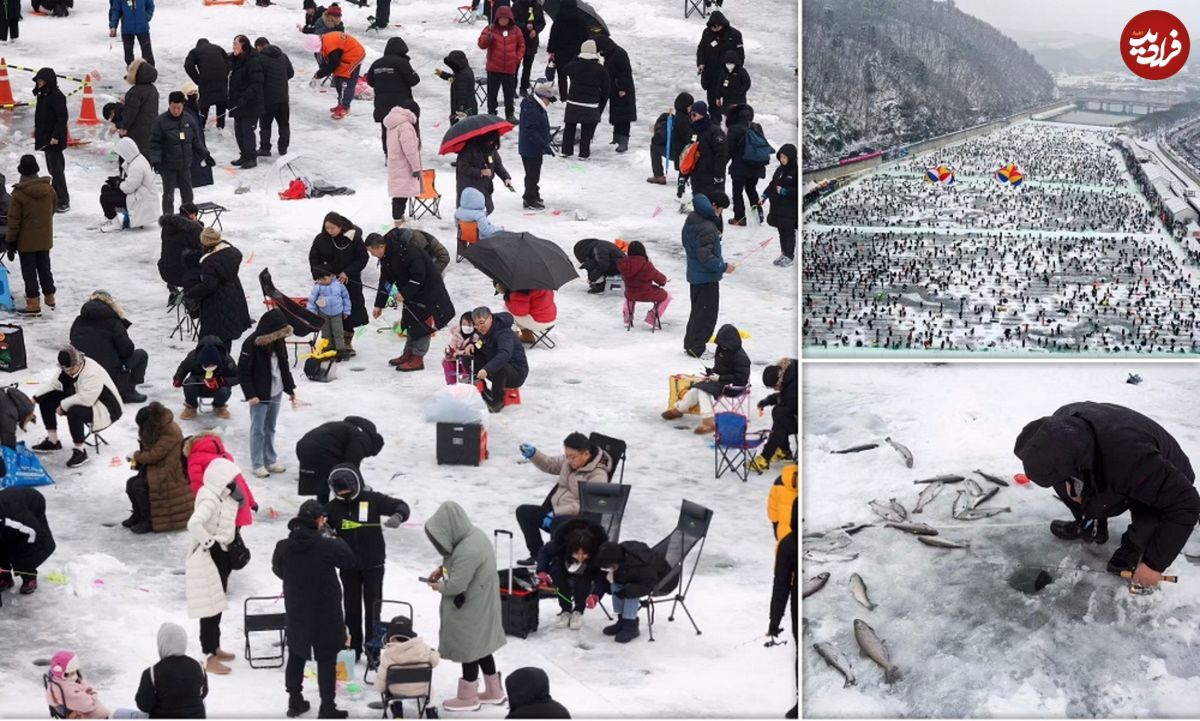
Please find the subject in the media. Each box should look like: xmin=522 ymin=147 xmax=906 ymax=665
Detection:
xmin=151 ymin=162 xmax=160 ymax=174
xmin=453 ymin=593 xmax=466 ymax=608
xmin=767 ymin=624 xmax=782 ymax=637
xmin=203 ymin=155 xmax=216 ymax=168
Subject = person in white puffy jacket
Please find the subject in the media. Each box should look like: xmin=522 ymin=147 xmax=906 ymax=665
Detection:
xmin=31 ymin=345 xmax=124 ymax=469
xmin=101 ymin=136 xmax=158 ymax=232
xmin=372 ymin=618 xmax=440 ymax=705
xmin=185 ymin=456 xmax=243 ymax=676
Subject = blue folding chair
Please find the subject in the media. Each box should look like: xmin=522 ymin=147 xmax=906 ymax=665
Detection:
xmin=713 ymin=412 xmax=768 ymax=483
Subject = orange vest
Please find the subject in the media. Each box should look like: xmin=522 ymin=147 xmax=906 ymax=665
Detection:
xmin=322 ymin=32 xmax=366 ymax=79
xmin=768 ymin=464 xmax=797 ymax=542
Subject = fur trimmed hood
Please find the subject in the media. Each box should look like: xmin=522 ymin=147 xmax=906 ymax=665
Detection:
xmin=252 ymin=309 xmax=294 ymax=346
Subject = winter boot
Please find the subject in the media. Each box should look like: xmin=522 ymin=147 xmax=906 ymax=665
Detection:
xmin=442 ymin=679 xmax=481 ymax=712
xmin=615 ymin=135 xmax=629 ymax=153
xmin=214 ymin=406 xmax=232 ymax=419
xmin=206 ymin=655 xmax=231 ymax=675
xmin=614 ymin=617 xmax=640 ymax=643
xmin=286 ymin=694 xmax=311 ymax=718
xmin=661 ymin=408 xmax=684 ymax=420
xmin=479 ymin=673 xmax=506 ymax=705
xmin=519 ymin=329 xmax=536 ymax=343
xmin=17 ymin=297 xmax=41 ymax=315
xmin=693 ymin=417 xmax=716 ymax=435
xmin=343 ymin=332 xmax=356 ymax=356
xmin=180 ymin=405 xmax=198 ymax=420
xmin=748 ymin=455 xmax=770 ymax=474
xmin=587 ymin=282 xmax=605 ymax=294
xmin=603 ymin=617 xmax=625 ymax=636
xmin=389 ymin=351 xmax=413 ymax=367
xmin=1050 ymin=518 xmax=1108 ymax=544
xmin=43 ymin=293 xmax=55 ymax=309
xmin=556 ymin=610 xmax=572 ymax=629
xmin=215 ymin=649 xmax=235 ymax=662
xmin=728 ymin=217 xmax=747 ymax=226
xmin=568 ymin=611 xmax=583 ymax=630
xmin=19 ymin=576 xmax=37 ymax=595
xmin=646 ymin=176 xmax=667 ymax=185
xmin=317 ymin=705 xmax=349 ymax=719
xmin=130 ymin=519 xmax=152 ymax=534
xmin=257 ymin=147 xmax=272 ymax=157
xmin=396 ymin=355 xmax=425 ymax=372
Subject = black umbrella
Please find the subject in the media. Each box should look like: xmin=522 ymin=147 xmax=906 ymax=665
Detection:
xmin=462 ymin=231 xmax=579 ymax=291
xmin=541 ymin=0 xmax=609 ymax=34
xmin=439 ymin=114 xmax=515 ymax=155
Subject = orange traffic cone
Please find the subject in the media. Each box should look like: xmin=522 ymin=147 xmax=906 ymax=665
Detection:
xmin=0 ymin=58 xmax=24 ymax=110
xmin=76 ymin=74 xmax=100 ymax=125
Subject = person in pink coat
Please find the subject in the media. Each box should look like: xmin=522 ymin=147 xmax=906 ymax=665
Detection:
xmin=45 ymin=651 xmax=111 ymax=719
xmin=183 ymin=431 xmax=258 ymax=527
xmin=383 ymin=105 xmax=422 ymax=227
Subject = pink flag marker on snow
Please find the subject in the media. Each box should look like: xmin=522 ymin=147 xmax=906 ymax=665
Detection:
xmin=652 ymin=207 xmax=662 ymax=218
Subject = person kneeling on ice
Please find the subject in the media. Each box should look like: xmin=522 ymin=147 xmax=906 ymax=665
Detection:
xmin=572 ymin=238 xmax=625 ymax=294
xmin=535 ymin=516 xmax=608 ymax=631
xmin=0 ymin=487 xmax=56 ymax=596
xmin=595 ymin=540 xmax=670 ymax=643
xmin=513 ymin=433 xmax=612 ymax=565
xmin=272 ymin=500 xmax=357 ymax=718
xmin=44 ymin=650 xmax=139 ymax=719
xmin=372 ymin=615 xmax=441 ymax=715
xmin=295 ymin=417 xmax=384 ymax=505
xmin=661 ymin=323 xmax=749 ymax=435
xmin=505 ymin=667 xmax=570 ymax=719
xmin=173 ymin=336 xmax=238 ymax=420
xmin=32 ymin=345 xmax=124 ymax=469
xmin=1013 ymin=401 xmax=1200 ymax=589
xmin=324 ymin=464 xmax=411 ymax=663
xmin=135 ymin=622 xmax=208 ymax=718
xmin=616 ymin=240 xmax=670 ymax=327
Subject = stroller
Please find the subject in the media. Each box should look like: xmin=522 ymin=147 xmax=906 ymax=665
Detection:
xmin=365 ymin=601 xmax=439 ymax=718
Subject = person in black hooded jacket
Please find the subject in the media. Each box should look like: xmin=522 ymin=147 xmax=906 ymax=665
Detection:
xmin=545 ymin=0 xmax=589 ymax=100
xmin=715 ymin=50 xmax=750 ymax=118
xmin=593 ymin=36 xmax=635 ymax=153
xmin=272 ymin=499 xmax=356 ymax=719
xmin=135 ymin=622 xmax=208 ymax=719
xmin=685 ymin=101 xmax=727 ymax=200
xmin=32 ymin=68 xmax=70 ymax=211
xmin=120 ymin=58 xmax=160 ymax=158
xmin=647 ymin=92 xmax=693 ymax=185
xmin=511 ymin=0 xmax=546 ymax=96
xmin=227 ymin=36 xmax=266 ymax=168
xmin=768 ymin=498 xmax=797 ymax=719
xmin=534 ymin=516 xmax=608 ymax=630
xmin=724 ymin=103 xmax=765 ymax=226
xmin=184 ymin=39 xmax=230 ymax=129
xmin=158 ymin=203 xmax=203 ymax=295
xmin=455 ymin=131 xmax=512 ymax=213
xmin=173 ymin=335 xmax=238 ymax=419
xmin=663 ymin=323 xmax=749 ymax=435
xmin=323 ymin=464 xmax=410 ymax=661
xmin=1013 ymin=401 xmax=1200 ymax=589
xmin=595 ymin=540 xmax=669 ymax=643
xmin=187 ymin=227 xmax=252 ymax=350
xmin=238 ymin=309 xmax=297 ymax=476
xmin=69 ymin=290 xmax=149 ymax=404
xmin=764 ymin=144 xmax=797 ymax=266
xmin=434 ymin=50 xmax=478 ymax=124
xmin=0 ymin=487 xmax=55 ymax=595
xmin=572 ymin=238 xmax=624 ymax=293
xmin=751 ymin=358 xmax=796 ymax=472
xmin=367 ymin=231 xmax=457 ymax=372
xmin=367 ymin=37 xmax=421 ymax=153
xmin=296 ymin=416 xmax=384 ymax=503
xmin=253 ymin=38 xmax=295 ymax=158
xmin=695 ymin=11 xmax=744 ymax=110
xmin=505 ymin=667 xmax=570 ymax=719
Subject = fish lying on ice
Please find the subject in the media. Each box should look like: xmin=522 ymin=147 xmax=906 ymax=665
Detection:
xmin=803 ymin=572 xmax=831 ymax=598
xmin=850 ymin=572 xmax=878 ymax=610
xmin=885 ymin=437 xmax=914 ymax=468
xmin=814 ymin=642 xmax=857 ymax=687
xmin=853 ymin=619 xmax=900 ymax=684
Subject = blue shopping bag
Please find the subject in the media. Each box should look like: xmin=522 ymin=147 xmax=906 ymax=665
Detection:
xmin=1 ymin=442 xmax=55 ymax=488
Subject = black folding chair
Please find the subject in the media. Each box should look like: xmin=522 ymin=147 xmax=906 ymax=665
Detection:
xmin=168 ymin=290 xmax=200 ymax=342
xmin=640 ymin=499 xmax=714 ymax=641
xmin=82 ymin=425 xmax=109 ymax=454
xmin=579 ymin=482 xmax=631 ymax=543
xmin=588 ymin=432 xmax=627 ymax=485
xmin=474 ymin=76 xmax=488 ymax=107
xmin=243 ymin=596 xmax=288 ymax=669
xmin=43 ymin=675 xmax=68 ymax=719
xmin=549 ymin=126 xmax=562 ymax=154
xmin=527 ymin=325 xmax=556 ymax=350
xmin=684 ymin=0 xmax=710 ymax=18
xmin=380 ymin=663 xmax=436 ymax=718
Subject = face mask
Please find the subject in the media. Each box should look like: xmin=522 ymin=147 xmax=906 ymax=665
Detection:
xmin=567 ymin=560 xmax=584 ymax=574
xmin=461 ymin=325 xmax=474 ymax=335
xmin=725 ymin=64 xmax=735 ymax=71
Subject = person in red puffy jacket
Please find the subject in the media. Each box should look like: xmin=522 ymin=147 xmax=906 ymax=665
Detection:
xmin=616 ymin=241 xmax=671 ymax=328
xmin=183 ymin=431 xmax=258 ymax=528
xmin=477 ymin=5 xmax=525 ymax=122
xmin=497 ymin=281 xmax=556 ymax=343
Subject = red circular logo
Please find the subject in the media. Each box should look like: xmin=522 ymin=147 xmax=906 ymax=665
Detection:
xmin=1121 ymin=10 xmax=1190 ymax=80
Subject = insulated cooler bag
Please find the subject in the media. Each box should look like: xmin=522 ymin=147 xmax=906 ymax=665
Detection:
xmin=494 ymin=529 xmax=539 ymax=638
xmin=0 ymin=325 xmax=27 ymax=373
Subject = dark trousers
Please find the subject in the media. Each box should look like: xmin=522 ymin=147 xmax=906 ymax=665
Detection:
xmin=550 ymin=567 xmax=594 ymax=613
xmin=486 ymin=71 xmax=517 ymax=119
xmin=121 ymin=32 xmax=154 ymax=67
xmin=778 ymin=227 xmax=796 ymax=260
xmin=515 ymin=502 xmax=552 ymax=556
xmin=340 ymin=566 xmax=385 ymax=656
xmin=650 ymin=142 xmax=667 ymax=178
xmin=43 ymin=147 xmax=68 ymax=206
xmin=113 ymin=349 xmax=149 ymax=399
xmin=125 ymin=474 xmax=151 ymax=525
xmin=19 ymin=250 xmax=54 ymax=301
xmin=0 ymin=543 xmax=53 ymax=582
xmin=561 ymin=122 xmax=596 ymax=158
xmin=380 ymin=123 xmax=389 ymax=156
xmin=521 ymin=155 xmax=543 ymax=202
xmin=610 ymin=120 xmax=631 ymax=139
xmin=200 ymin=101 xmax=227 ymax=129
xmin=761 ymin=405 xmax=796 ymax=461
xmin=484 ymin=363 xmax=525 ymax=406
xmin=333 ymin=66 xmax=361 ymax=110
xmin=160 ymin=169 xmax=193 ymax=216
xmin=684 ymin=282 xmax=720 ymax=357
xmin=0 ymin=15 xmax=17 ymax=41
xmin=461 ymin=654 xmax=496 ymax=683
xmin=234 ymin=117 xmax=258 ymax=161
xmin=36 ymin=390 xmax=93 ymax=444
xmin=184 ymin=381 xmax=233 ymax=409
xmin=100 ymin=184 xmax=127 ymax=220
xmin=519 ymin=54 xmax=536 ymax=93
xmin=375 ymin=0 xmax=391 ymax=24
xmin=286 ymin=652 xmax=336 ymax=705
xmin=259 ymin=102 xmax=290 ymax=154
xmin=199 ymin=544 xmax=232 ymax=655
xmin=731 ymin=176 xmax=760 ymax=220
xmin=391 ymin=197 xmax=407 ymax=221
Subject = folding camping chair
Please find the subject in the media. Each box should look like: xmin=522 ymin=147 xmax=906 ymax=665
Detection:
xmin=82 ymin=424 xmax=108 ymax=454
xmin=641 ymin=499 xmax=714 ymax=641
xmin=549 ymin=126 xmax=562 ymax=155
xmin=43 ymin=674 xmax=68 ymax=719
xmin=169 ymin=290 xmax=200 ymax=342
xmin=456 ymin=4 xmax=476 ymax=23
xmin=259 ymin=268 xmax=324 ymax=366
xmin=456 ymin=220 xmax=479 ymax=263
xmin=474 ymin=76 xmax=488 ymax=107
xmin=194 ymin=201 xmax=229 ymax=230
xmin=684 ymin=0 xmax=710 ymax=19
xmin=243 ymin=596 xmax=288 ymax=669
xmin=364 ymin=600 xmax=415 ymax=684
xmin=380 ymin=664 xmax=436 ymax=719
xmin=624 ymin=299 xmax=663 ymax=332
xmin=408 ymin=169 xmax=442 ymax=221
xmin=522 ymin=322 xmax=556 ymax=350
xmin=588 ymin=432 xmax=627 ymax=485
xmin=579 ymin=482 xmax=631 ymax=543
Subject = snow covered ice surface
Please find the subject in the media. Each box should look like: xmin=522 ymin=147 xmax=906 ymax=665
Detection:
xmin=802 ymin=363 xmax=1200 ymax=718
xmin=0 ymin=0 xmax=798 ymax=717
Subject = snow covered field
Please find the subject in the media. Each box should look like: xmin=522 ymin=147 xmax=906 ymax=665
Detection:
xmin=803 ymin=363 xmax=1200 ymax=717
xmin=0 ymin=0 xmax=798 ymax=716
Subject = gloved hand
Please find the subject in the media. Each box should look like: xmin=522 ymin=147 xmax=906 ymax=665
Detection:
xmin=203 ymin=155 xmax=216 ymax=168
xmin=767 ymin=624 xmax=782 ymax=638
xmin=172 ymin=378 xmax=183 ymax=388
xmin=251 ymin=502 xmax=260 ymax=513
xmin=151 ymin=162 xmax=160 ymax=174
xmin=585 ymin=594 xmax=598 ymax=610
xmin=540 ymin=511 xmax=555 ymax=530
xmin=204 ymin=377 xmax=220 ymax=391
xmin=536 ymin=571 xmax=552 ymax=588
xmin=756 ymin=399 xmax=767 ymax=410
xmin=519 ymin=443 xmax=536 ymax=459
xmin=6 ymin=248 xmax=16 ymax=262
xmin=384 ymin=513 xmax=404 ymax=528
xmin=453 ymin=592 xmax=466 ymax=608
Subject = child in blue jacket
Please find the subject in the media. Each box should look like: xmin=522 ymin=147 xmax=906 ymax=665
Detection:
xmin=307 ymin=264 xmax=353 ymax=359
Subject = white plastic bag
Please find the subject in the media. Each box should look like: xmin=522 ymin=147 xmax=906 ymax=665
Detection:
xmin=424 ymin=383 xmax=487 ymax=425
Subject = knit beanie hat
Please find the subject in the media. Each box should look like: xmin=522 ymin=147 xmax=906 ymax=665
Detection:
xmin=579 ymin=39 xmax=597 ymax=55
xmin=197 ymin=343 xmax=223 ymax=367
xmin=326 ymin=4 xmax=341 ymax=16
xmin=49 ymin=651 xmax=78 ymax=680
xmin=690 ymin=100 xmax=709 ymax=117
xmin=17 ymin=154 xmax=38 ymax=177
xmin=200 ymin=227 xmax=222 ymax=248
xmin=303 ymin=0 xmax=316 ymax=7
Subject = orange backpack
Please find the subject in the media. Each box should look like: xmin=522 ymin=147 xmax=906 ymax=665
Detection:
xmin=679 ymin=140 xmax=701 ymax=176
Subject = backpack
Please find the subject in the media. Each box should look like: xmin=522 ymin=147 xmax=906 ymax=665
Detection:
xmin=742 ymin=124 xmax=773 ymax=166
xmin=679 ymin=140 xmax=701 ymax=176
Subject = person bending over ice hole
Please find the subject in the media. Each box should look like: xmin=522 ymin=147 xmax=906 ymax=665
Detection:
xmin=514 ymin=432 xmax=612 ymax=565
xmin=32 ymin=345 xmax=124 ymax=469
xmin=749 ymin=357 xmax=797 ymax=473
xmin=1013 ymin=401 xmax=1200 ymax=590
xmin=135 ymin=622 xmax=208 ymax=718
xmin=323 ymin=464 xmax=411 ymax=663
xmin=468 ymin=305 xmax=528 ymax=413
xmin=69 ymin=290 xmax=150 ymax=404
xmin=0 ymin=487 xmax=55 ymax=597
xmin=123 ymin=401 xmax=193 ymax=535
xmin=534 ymin=516 xmax=608 ymax=631
xmin=367 ymin=231 xmax=456 ymax=372
xmin=295 ymin=416 xmax=384 ymax=505
xmin=663 ymin=323 xmax=749 ymax=435
xmin=595 ymin=539 xmax=670 ymax=643
xmin=173 ymin=336 xmax=238 ymax=420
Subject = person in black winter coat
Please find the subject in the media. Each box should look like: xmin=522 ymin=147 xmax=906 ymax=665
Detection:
xmin=301 ymin=0 xmax=327 ymax=33
xmin=309 ymin=212 xmax=370 ymax=349
xmin=0 ymin=385 xmax=34 ymax=452
xmin=518 ymin=84 xmax=555 ymax=209
xmin=367 ymin=37 xmax=421 ymax=154
xmin=69 ymin=291 xmax=149 ymax=404
xmin=753 ymin=358 xmax=796 ymax=471
xmin=0 ymin=487 xmax=55 ymax=595
xmin=664 ymin=323 xmax=749 ymax=434
xmin=296 ymin=416 xmax=384 ymax=503
xmin=187 ymin=228 xmax=252 ymax=350
xmin=158 ymin=204 xmax=203 ymax=294
xmin=0 ymin=0 xmax=20 ymax=42
xmin=272 ymin=499 xmax=357 ymax=719
xmin=324 ymin=464 xmax=410 ymax=661
xmin=434 ymin=51 xmax=478 ymax=124
xmin=173 ymin=335 xmax=238 ymax=419
xmin=572 ymin=238 xmax=625 ymax=293
xmin=546 ymin=0 xmax=589 ymax=100
xmin=716 ymin=50 xmax=750 ymax=118
xmin=184 ymin=39 xmax=230 ymax=129
xmin=764 ymin=144 xmax=797 ymax=265
xmin=505 ymin=667 xmax=570 ymax=719
xmin=535 ymin=517 xmax=608 ymax=629
xmin=560 ymin=40 xmax=607 ymax=160
xmin=768 ymin=499 xmax=798 ymax=719
xmin=32 ymin=68 xmax=70 ymax=211
xmin=470 ymin=306 xmax=528 ymax=413
xmin=724 ymin=103 xmax=765 ymax=226
xmin=134 ymin=622 xmax=208 ymax=719
xmin=455 ymin=131 xmax=512 ymax=214
xmin=1014 ymin=402 xmax=1200 ymax=589
xmin=238 ymin=310 xmax=297 ymax=477
xmin=253 ymin=38 xmax=294 ymax=157
xmin=367 ymin=232 xmax=457 ymax=371
xmin=120 ymin=58 xmax=160 ymax=158
xmin=647 ymin=92 xmax=693 ymax=184
xmin=593 ymin=37 xmax=635 ymax=152
xmin=595 ymin=540 xmax=669 ymax=643
xmin=695 ymin=11 xmax=744 ymax=110
xmin=228 ymin=36 xmax=266 ymax=168
xmin=511 ymin=0 xmax=546 ymax=95
xmin=685 ymin=101 xmax=727 ymax=200
xmin=149 ymin=93 xmax=213 ymax=217
xmin=180 ymin=89 xmax=214 ymax=189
